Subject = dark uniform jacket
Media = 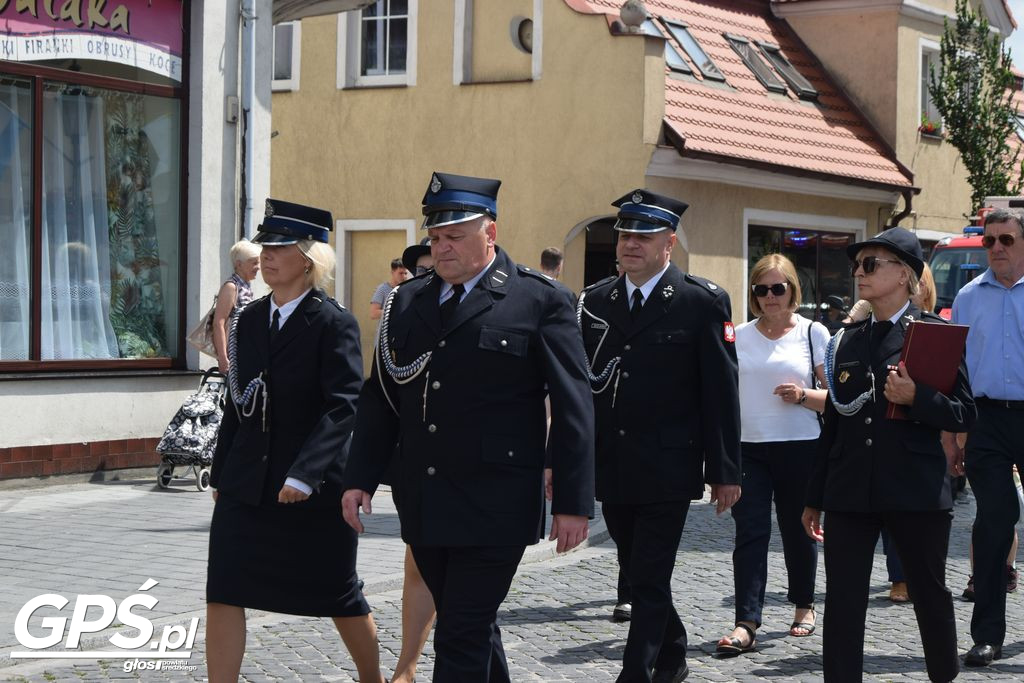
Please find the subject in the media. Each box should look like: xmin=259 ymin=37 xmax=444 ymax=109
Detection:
xmin=806 ymin=305 xmax=975 ymax=512
xmin=342 ymin=247 xmax=595 ymax=547
xmin=210 ymin=289 xmax=363 ymax=508
xmin=579 ymin=264 xmax=742 ymax=504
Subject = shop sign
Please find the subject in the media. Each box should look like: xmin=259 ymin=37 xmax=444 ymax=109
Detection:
xmin=0 ymin=0 xmax=184 ymax=81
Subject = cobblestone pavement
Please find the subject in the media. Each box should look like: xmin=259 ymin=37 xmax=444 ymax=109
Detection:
xmin=2 ymin=473 xmax=1023 ymax=681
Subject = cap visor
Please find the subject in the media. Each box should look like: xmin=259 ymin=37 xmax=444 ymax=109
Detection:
xmin=422 ymin=211 xmax=484 ymax=229
xmin=252 ymin=231 xmax=299 ymax=245
xmin=613 ymin=218 xmax=672 ymax=234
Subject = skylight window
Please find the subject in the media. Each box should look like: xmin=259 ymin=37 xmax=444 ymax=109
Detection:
xmin=665 ymin=43 xmax=693 ymax=76
xmin=757 ymin=41 xmax=818 ymax=100
xmin=724 ymin=34 xmax=786 ymax=94
xmin=1014 ymin=114 xmax=1024 ymax=142
xmin=660 ymin=18 xmax=725 ymax=82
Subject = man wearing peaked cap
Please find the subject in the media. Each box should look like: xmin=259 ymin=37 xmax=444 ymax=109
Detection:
xmin=579 ymin=189 xmax=742 ymax=683
xmin=342 ymin=171 xmax=595 ymax=682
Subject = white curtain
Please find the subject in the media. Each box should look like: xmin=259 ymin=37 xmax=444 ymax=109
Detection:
xmin=0 ymin=83 xmax=31 ymax=360
xmin=40 ymin=89 xmax=119 ymax=360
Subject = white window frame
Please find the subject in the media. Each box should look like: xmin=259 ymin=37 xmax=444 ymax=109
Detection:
xmin=919 ymin=38 xmax=943 ymax=131
xmin=335 ymin=219 xmax=417 ymax=308
xmin=741 ymin=209 xmax=865 ymax=319
xmin=272 ymin=21 xmax=302 ymax=92
xmin=337 ymin=1 xmax=418 ymax=89
xmin=453 ymin=0 xmax=543 ymax=85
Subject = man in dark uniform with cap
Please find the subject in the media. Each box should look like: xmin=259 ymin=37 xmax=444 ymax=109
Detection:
xmin=342 ymin=172 xmax=595 ymax=683
xmin=579 ymin=189 xmax=742 ymax=683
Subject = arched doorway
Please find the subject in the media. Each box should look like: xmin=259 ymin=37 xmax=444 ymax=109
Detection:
xmin=583 ymin=218 xmax=618 ymax=286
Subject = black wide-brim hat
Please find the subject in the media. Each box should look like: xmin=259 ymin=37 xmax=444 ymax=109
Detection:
xmin=402 ymin=241 xmax=432 ymax=272
xmin=846 ymin=226 xmax=924 ymax=278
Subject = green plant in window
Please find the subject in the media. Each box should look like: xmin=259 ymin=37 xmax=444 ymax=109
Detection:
xmin=918 ymin=114 xmax=943 ymax=136
xmin=104 ymin=93 xmax=169 ymax=359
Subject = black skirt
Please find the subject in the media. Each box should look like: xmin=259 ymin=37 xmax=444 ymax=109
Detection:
xmin=207 ymin=493 xmax=370 ymax=618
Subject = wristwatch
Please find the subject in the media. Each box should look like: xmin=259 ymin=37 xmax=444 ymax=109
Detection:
xmin=799 ymin=388 xmax=808 ymax=404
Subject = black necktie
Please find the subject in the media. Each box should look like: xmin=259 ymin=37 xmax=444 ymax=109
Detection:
xmin=630 ymin=289 xmax=644 ymax=322
xmin=269 ymin=309 xmax=280 ymax=343
xmin=440 ymin=283 xmax=465 ymax=328
xmin=869 ymin=320 xmax=893 ymax=352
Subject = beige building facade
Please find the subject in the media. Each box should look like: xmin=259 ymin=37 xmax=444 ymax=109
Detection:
xmin=270 ymin=0 xmax=1012 ymax=354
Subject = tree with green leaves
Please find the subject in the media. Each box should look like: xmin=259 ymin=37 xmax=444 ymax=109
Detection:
xmin=929 ymin=0 xmax=1023 ymax=215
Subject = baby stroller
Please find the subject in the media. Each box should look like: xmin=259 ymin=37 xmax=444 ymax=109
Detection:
xmin=155 ymin=368 xmax=226 ymax=491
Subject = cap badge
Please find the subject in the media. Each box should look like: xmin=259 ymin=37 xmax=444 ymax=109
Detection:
xmin=430 ymin=175 xmax=442 ymax=193
xmin=264 ymin=200 xmax=274 ymax=217
xmin=632 ymin=191 xmax=643 ymax=204
xmin=839 ymin=370 xmax=850 ymax=384
xmin=610 ymin=288 xmax=619 ymax=301
xmin=661 ymin=284 xmax=674 ymax=300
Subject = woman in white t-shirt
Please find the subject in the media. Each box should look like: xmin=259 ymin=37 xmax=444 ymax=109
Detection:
xmin=716 ymin=254 xmax=830 ymax=656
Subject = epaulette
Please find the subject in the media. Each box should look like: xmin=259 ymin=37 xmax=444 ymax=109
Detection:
xmin=684 ymin=273 xmax=724 ymax=295
xmin=325 ymin=296 xmax=346 ymax=311
xmin=920 ymin=310 xmax=947 ymax=323
xmin=582 ymin=275 xmax=617 ymax=292
xmin=517 ymin=264 xmax=556 ymax=287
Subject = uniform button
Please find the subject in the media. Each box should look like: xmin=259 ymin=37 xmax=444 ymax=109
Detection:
xmin=622 ymin=371 xmax=630 ymax=379
xmin=624 ymin=344 xmax=632 ymax=351
xmin=427 ymin=466 xmax=436 ymax=475
xmin=438 ymin=340 xmax=447 ymax=347
xmin=432 ymin=381 xmax=441 ymax=390
xmin=500 ymin=339 xmax=508 ymax=347
xmin=508 ymin=450 xmax=515 ymax=457
xmin=865 ymin=438 xmax=873 ymax=446
xmin=262 ymin=455 xmax=268 ymax=461
xmin=864 ymin=417 xmax=872 ymax=425
xmin=619 ymin=429 xmax=626 ymax=436
xmin=428 ymin=424 xmax=437 ymax=433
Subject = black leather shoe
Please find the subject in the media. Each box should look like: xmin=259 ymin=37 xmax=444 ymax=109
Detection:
xmin=612 ymin=602 xmax=632 ymax=622
xmin=964 ymin=643 xmax=1001 ymax=667
xmin=651 ymin=660 xmax=688 ymax=683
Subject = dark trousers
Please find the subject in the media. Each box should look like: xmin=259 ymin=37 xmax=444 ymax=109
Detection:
xmin=617 ymin=567 xmax=632 ymax=605
xmin=410 ymin=544 xmax=526 ymax=683
xmin=602 ymin=500 xmax=689 ymax=683
xmin=823 ymin=510 xmax=957 ymax=683
xmin=880 ymin=528 xmax=905 ymax=583
xmin=965 ymin=400 xmax=1024 ymax=647
xmin=731 ymin=440 xmax=818 ymax=626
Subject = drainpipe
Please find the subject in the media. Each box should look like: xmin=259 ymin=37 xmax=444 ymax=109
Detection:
xmin=888 ymin=189 xmax=914 ymax=228
xmin=240 ymin=0 xmax=257 ymax=239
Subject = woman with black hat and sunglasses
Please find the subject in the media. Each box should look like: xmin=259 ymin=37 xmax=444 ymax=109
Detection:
xmin=801 ymin=227 xmax=975 ymax=682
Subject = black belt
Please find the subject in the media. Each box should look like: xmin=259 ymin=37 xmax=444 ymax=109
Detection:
xmin=978 ymin=397 xmax=1024 ymax=410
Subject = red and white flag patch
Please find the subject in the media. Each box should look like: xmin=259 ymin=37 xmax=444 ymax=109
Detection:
xmin=723 ymin=322 xmax=736 ymax=343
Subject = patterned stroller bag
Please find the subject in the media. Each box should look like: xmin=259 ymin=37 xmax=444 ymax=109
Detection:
xmin=155 ymin=368 xmax=225 ymax=491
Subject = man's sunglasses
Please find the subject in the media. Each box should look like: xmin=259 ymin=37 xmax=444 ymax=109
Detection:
xmin=751 ymin=282 xmax=789 ymax=297
xmin=851 ymin=256 xmax=901 ymax=276
xmin=981 ymin=233 xmax=1018 ymax=249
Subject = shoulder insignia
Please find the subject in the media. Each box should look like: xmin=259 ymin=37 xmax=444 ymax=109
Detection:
xmin=920 ymin=311 xmax=948 ymax=323
xmin=326 ymin=297 xmax=345 ymax=311
xmin=684 ymin=273 xmax=723 ymax=295
xmin=582 ymin=274 xmax=617 ymax=293
xmin=517 ymin=264 xmax=556 ymax=287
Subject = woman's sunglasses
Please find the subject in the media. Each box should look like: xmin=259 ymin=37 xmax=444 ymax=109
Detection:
xmin=751 ymin=282 xmax=788 ymax=297
xmin=851 ymin=256 xmax=901 ymax=276
xmin=981 ymin=233 xmax=1018 ymax=249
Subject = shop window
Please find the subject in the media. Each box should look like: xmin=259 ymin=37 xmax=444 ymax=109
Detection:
xmin=338 ymin=0 xmax=418 ymax=88
xmin=756 ymin=41 xmax=818 ymax=101
xmin=272 ymin=21 xmax=302 ymax=92
xmin=0 ymin=75 xmax=182 ymax=365
xmin=747 ymin=225 xmax=854 ymax=323
xmin=724 ymin=34 xmax=786 ymax=94
xmin=659 ymin=18 xmax=724 ymax=82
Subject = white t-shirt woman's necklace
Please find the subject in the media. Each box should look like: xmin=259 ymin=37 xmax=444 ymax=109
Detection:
xmin=736 ymin=315 xmax=831 ymax=443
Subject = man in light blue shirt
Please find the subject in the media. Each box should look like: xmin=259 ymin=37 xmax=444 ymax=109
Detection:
xmin=951 ymin=207 xmax=1024 ymax=667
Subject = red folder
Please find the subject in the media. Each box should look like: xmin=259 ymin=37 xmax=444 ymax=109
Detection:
xmin=886 ymin=321 xmax=969 ymax=420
